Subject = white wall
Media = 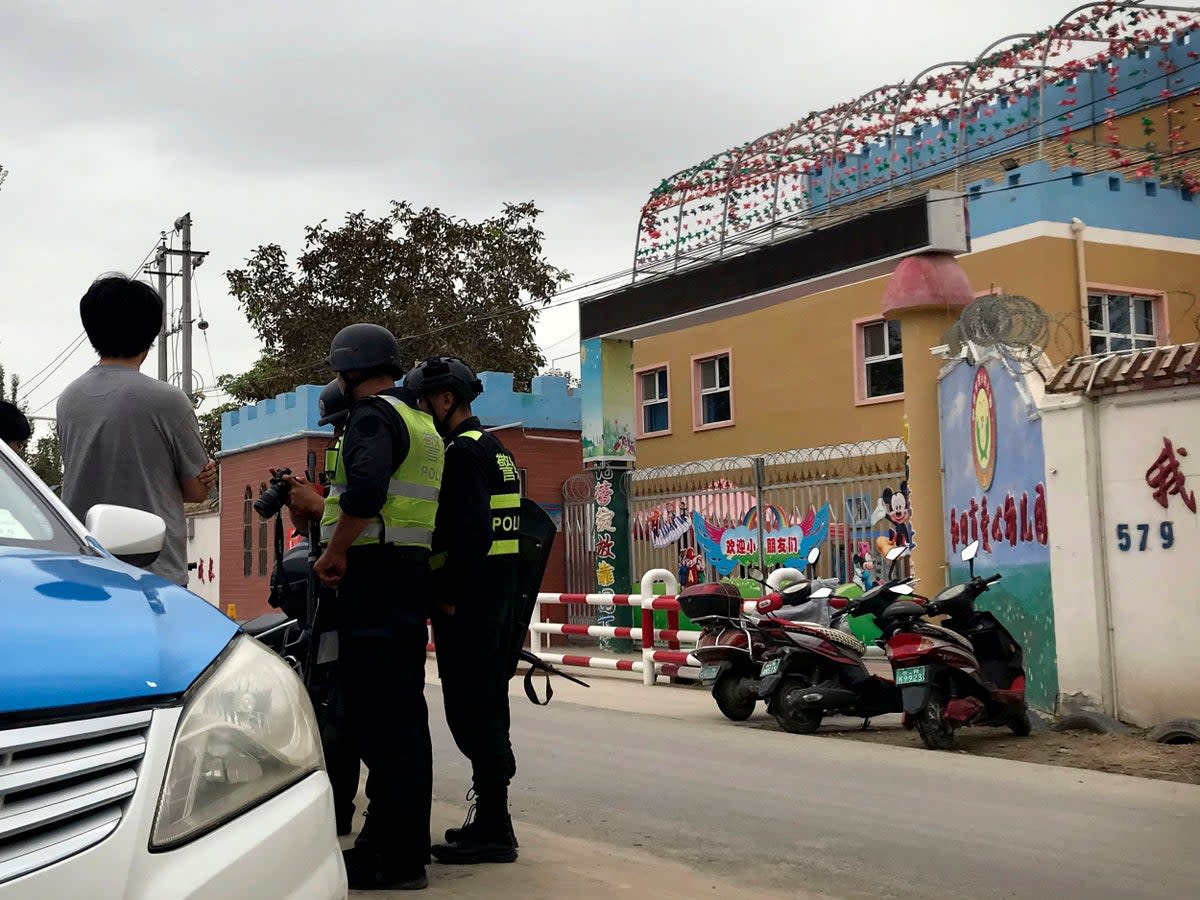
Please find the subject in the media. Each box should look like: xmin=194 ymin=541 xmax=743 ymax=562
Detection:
xmin=1041 ymin=384 xmax=1200 ymax=726
xmin=185 ymin=511 xmax=221 ymax=606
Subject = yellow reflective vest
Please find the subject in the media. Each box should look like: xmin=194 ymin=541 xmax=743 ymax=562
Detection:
xmin=320 ymin=396 xmax=444 ymax=549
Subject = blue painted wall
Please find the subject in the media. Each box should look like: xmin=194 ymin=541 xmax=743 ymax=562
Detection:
xmin=222 ymin=374 xmax=580 ymax=453
xmin=964 ymin=160 xmax=1197 ymax=239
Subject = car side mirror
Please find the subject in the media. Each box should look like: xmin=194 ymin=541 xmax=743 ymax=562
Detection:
xmin=86 ymin=504 xmax=166 ymax=568
xmin=757 ymin=593 xmax=783 ymax=613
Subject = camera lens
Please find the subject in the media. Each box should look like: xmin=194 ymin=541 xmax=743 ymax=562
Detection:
xmin=254 ymin=474 xmax=292 ymax=519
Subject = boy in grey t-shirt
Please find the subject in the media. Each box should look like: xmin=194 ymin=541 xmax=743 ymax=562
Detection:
xmin=57 ymin=274 xmax=215 ymax=586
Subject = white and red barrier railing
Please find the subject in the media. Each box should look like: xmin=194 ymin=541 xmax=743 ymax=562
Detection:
xmin=428 ymin=567 xmax=809 ymax=687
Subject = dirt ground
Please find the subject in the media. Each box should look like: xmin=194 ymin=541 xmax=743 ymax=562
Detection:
xmin=803 ymin=720 xmax=1200 ymax=785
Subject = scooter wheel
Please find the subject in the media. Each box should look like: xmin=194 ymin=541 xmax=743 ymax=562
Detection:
xmin=1007 ymin=708 xmax=1033 ymax=737
xmin=916 ymin=688 xmax=956 ymax=750
xmin=773 ymin=683 xmax=822 ymax=735
xmin=713 ymin=671 xmax=756 ymax=721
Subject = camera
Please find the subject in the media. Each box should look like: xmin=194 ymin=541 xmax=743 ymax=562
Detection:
xmin=255 ymin=468 xmax=293 ymax=519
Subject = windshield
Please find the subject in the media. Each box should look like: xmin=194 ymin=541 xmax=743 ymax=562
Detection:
xmin=0 ymin=454 xmax=83 ymax=553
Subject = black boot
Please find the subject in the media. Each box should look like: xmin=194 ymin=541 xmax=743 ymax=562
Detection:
xmin=342 ymin=846 xmax=428 ymax=891
xmin=442 ymin=790 xmax=520 ymax=849
xmin=431 ymin=789 xmax=518 ymax=864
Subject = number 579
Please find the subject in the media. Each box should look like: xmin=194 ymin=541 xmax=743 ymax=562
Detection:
xmin=1116 ymin=522 xmax=1175 ymax=551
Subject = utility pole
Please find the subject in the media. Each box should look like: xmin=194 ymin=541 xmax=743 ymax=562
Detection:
xmin=155 ymin=241 xmax=168 ymax=382
xmin=176 ymin=213 xmax=194 ymax=400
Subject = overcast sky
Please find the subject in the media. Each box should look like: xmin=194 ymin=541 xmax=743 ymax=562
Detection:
xmin=1 ymin=0 xmax=1067 ymax=433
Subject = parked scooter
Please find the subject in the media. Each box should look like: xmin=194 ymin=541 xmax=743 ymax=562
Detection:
xmin=685 ymin=548 xmax=835 ymax=721
xmin=878 ymin=539 xmax=1032 ymax=749
xmin=753 ymin=547 xmax=922 ymax=733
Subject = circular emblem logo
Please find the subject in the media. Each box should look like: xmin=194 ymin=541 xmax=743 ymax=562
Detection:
xmin=971 ymin=367 xmax=997 ymax=491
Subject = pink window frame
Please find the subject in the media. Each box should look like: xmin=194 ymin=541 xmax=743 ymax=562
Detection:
xmin=691 ymin=349 xmax=735 ymax=432
xmin=1085 ymin=283 xmax=1170 ymax=346
xmin=634 ymin=361 xmax=672 ymax=438
xmin=852 ymin=316 xmax=904 ymax=407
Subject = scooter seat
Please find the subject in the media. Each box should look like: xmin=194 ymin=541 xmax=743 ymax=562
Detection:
xmin=240 ymin=610 xmax=293 ymax=637
xmin=767 ymin=619 xmax=867 ymax=656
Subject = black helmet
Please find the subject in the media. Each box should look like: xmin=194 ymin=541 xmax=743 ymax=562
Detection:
xmin=325 ymin=323 xmax=403 ymax=375
xmin=317 ymin=379 xmax=348 ymax=426
xmin=403 ymin=356 xmax=483 ymax=403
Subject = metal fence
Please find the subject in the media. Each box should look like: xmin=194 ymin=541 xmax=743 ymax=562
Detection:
xmin=628 ymin=440 xmax=908 ymax=592
xmin=563 ymin=439 xmax=909 ymax=636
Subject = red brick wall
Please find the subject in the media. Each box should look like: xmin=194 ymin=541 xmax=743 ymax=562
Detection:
xmin=218 ymin=428 xmax=581 ymax=621
xmin=218 ymin=436 xmax=331 ymax=621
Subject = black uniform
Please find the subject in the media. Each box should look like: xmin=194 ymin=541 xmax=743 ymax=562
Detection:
xmin=335 ymin=387 xmax=432 ymax=872
xmin=431 ymin=417 xmax=521 ymax=803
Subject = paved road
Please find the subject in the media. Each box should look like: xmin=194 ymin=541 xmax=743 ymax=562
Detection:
xmin=426 ymin=683 xmax=1200 ymax=900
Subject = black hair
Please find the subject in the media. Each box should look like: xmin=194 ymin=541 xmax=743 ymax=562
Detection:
xmin=79 ymin=274 xmax=164 ymax=359
xmin=0 ymin=401 xmax=32 ymax=443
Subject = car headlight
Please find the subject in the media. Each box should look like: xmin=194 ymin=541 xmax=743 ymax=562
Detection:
xmin=151 ymin=635 xmax=324 ymax=849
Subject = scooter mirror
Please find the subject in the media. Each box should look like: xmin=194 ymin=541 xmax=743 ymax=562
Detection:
xmin=810 ymin=587 xmax=833 ymax=599
xmin=890 ymin=583 xmax=915 ymax=595
xmin=747 ymin=566 xmax=766 ymax=581
xmin=806 ymin=546 xmax=821 ymax=565
xmin=961 ymin=540 xmax=980 ymax=562
xmin=885 ymin=546 xmax=905 ymax=561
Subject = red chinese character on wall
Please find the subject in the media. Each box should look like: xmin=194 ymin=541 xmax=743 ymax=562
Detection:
xmin=595 ymin=534 xmax=617 ymax=560
xmin=1146 ymin=437 xmax=1197 ymax=513
xmin=594 ymin=479 xmax=614 ymax=507
xmin=724 ymin=539 xmax=736 ymax=556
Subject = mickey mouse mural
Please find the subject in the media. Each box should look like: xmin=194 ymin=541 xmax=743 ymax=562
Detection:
xmin=871 ymin=480 xmax=914 ymax=557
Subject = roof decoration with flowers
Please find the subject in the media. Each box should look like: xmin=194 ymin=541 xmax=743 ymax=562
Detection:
xmin=635 ymin=2 xmax=1200 ymax=275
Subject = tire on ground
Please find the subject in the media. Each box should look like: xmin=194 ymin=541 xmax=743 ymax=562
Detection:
xmin=1146 ymin=718 xmax=1200 ymax=745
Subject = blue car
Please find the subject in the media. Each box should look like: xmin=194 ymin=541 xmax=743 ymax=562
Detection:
xmin=0 ymin=443 xmax=346 ymax=898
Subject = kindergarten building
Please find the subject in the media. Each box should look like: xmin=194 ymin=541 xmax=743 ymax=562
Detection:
xmin=563 ymin=5 xmax=1200 ymax=717
xmin=217 ymin=374 xmax=581 ymax=621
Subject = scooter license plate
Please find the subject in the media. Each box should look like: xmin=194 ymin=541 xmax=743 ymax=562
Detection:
xmin=760 ymin=658 xmax=782 ymax=677
xmin=698 ymin=665 xmax=721 ymax=684
xmin=895 ymin=665 xmax=927 ymax=686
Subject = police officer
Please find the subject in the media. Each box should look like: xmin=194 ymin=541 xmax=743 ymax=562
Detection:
xmin=314 ymin=325 xmax=445 ymax=891
xmin=404 ymin=356 xmax=522 ymax=865
xmin=278 ymin=379 xmax=360 ymax=837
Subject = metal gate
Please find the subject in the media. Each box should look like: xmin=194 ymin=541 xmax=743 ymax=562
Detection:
xmin=561 ymin=473 xmax=597 ymax=630
xmin=628 ymin=439 xmax=908 ymax=592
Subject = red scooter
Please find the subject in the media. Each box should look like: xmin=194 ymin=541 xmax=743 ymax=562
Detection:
xmin=878 ymin=540 xmax=1032 ymax=749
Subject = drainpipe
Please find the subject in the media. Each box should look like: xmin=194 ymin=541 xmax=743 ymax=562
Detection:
xmin=1081 ymin=388 xmax=1120 ymax=720
xmin=1070 ymin=218 xmax=1089 ymax=354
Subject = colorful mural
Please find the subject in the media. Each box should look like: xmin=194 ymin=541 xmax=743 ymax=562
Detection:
xmin=581 ymin=338 xmax=636 ymax=463
xmin=692 ymin=502 xmax=832 ymax=577
xmin=938 ymin=351 xmax=1058 ymax=711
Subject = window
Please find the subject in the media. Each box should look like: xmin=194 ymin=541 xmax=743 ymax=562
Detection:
xmin=861 ymin=319 xmax=904 ymax=399
xmin=258 ymin=483 xmax=268 ymax=576
xmin=242 ymin=486 xmax=253 ymax=577
xmin=695 ymin=353 xmax=732 ymax=427
xmin=1088 ymin=292 xmax=1158 ymax=354
xmin=638 ymin=366 xmax=670 ymax=436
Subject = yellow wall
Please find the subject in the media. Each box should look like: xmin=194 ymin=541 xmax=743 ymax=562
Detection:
xmin=632 ymin=238 xmax=1200 ymax=468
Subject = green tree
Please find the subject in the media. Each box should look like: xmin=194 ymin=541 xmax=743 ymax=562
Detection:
xmin=222 ymin=201 xmax=570 ymax=402
xmin=0 ymin=362 xmax=64 ymax=490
